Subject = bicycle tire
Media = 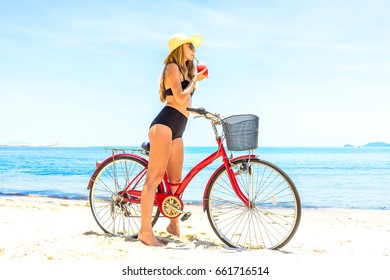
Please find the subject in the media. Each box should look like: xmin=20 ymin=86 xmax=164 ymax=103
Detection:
xmin=89 ymin=154 xmax=160 ymax=238
xmin=205 ymin=158 xmax=301 ymax=249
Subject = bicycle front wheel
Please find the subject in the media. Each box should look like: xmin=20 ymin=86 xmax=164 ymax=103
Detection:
xmin=89 ymin=155 xmax=160 ymax=238
xmin=206 ymin=158 xmax=301 ymax=250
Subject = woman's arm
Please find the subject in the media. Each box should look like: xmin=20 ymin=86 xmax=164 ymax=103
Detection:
xmin=164 ymin=63 xmax=207 ymax=105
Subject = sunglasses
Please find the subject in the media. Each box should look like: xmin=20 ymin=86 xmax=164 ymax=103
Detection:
xmin=187 ymin=43 xmax=195 ymax=50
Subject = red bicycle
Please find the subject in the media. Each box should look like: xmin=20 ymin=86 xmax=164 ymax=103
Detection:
xmin=87 ymin=107 xmax=301 ymax=249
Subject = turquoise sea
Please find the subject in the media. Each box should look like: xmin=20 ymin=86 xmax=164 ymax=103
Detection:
xmin=0 ymin=146 xmax=389 ymax=210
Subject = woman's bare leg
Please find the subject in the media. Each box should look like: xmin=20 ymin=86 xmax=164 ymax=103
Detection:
xmin=138 ymin=124 xmax=172 ymax=246
xmin=165 ymin=137 xmax=184 ymax=237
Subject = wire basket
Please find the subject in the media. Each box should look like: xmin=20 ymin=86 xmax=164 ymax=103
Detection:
xmin=222 ymin=114 xmax=259 ymax=151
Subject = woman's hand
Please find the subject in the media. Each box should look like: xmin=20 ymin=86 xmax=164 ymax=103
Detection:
xmin=194 ymin=67 xmax=208 ymax=82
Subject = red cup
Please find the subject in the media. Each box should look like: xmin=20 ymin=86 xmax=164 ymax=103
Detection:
xmin=197 ymin=63 xmax=208 ymax=77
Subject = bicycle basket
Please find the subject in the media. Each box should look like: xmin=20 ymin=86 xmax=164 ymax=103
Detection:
xmin=222 ymin=114 xmax=259 ymax=151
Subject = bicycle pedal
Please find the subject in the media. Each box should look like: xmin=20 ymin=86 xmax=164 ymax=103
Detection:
xmin=180 ymin=212 xmax=192 ymax=222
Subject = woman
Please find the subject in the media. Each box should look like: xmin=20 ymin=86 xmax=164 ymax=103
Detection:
xmin=138 ymin=33 xmax=208 ymax=246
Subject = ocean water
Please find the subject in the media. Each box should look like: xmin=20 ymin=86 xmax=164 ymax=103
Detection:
xmin=0 ymin=146 xmax=389 ymax=210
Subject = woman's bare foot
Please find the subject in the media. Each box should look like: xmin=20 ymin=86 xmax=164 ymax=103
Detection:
xmin=138 ymin=231 xmax=164 ymax=247
xmin=167 ymin=220 xmax=180 ymax=237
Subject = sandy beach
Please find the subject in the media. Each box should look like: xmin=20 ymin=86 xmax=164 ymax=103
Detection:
xmin=0 ymin=195 xmax=389 ymax=278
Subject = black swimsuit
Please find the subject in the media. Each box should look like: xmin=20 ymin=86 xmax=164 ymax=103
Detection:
xmin=164 ymin=80 xmax=194 ymax=97
xmin=149 ymin=80 xmax=191 ymax=140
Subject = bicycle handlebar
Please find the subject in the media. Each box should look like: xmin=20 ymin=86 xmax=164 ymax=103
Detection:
xmin=186 ymin=107 xmax=207 ymax=115
xmin=187 ymin=107 xmax=221 ymax=125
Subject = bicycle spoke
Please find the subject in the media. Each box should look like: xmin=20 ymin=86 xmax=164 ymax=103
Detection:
xmin=207 ymin=158 xmax=301 ymax=249
xmin=89 ymin=155 xmax=160 ymax=237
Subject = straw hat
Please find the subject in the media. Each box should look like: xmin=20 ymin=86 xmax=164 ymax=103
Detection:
xmin=164 ymin=33 xmax=203 ymax=63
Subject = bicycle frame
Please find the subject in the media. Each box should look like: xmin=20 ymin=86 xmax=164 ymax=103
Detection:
xmin=177 ymin=138 xmax=257 ymax=208
xmin=87 ymin=107 xmax=301 ymax=249
xmin=87 ymin=111 xmax=258 ymax=211
xmin=120 ymin=139 xmax=257 ymax=211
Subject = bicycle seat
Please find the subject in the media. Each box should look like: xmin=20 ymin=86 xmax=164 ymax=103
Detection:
xmin=141 ymin=141 xmax=150 ymax=152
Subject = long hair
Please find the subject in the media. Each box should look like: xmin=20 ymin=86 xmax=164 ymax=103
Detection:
xmin=159 ymin=45 xmax=195 ymax=103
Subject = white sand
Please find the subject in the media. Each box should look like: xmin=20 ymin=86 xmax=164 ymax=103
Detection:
xmin=0 ymin=196 xmax=389 ymax=279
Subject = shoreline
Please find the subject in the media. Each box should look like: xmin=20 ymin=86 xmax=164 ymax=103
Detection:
xmin=1 ymin=193 xmax=389 ymax=211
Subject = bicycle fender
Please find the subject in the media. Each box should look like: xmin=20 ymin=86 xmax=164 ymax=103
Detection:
xmin=202 ymin=154 xmax=258 ymax=211
xmin=87 ymin=153 xmax=148 ymax=190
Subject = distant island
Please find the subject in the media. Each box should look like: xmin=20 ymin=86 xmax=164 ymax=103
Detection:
xmin=0 ymin=143 xmax=59 ymax=147
xmin=344 ymin=142 xmax=390 ymax=148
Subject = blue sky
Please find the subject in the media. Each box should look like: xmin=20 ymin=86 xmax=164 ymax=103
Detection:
xmin=1 ymin=0 xmax=389 ymax=147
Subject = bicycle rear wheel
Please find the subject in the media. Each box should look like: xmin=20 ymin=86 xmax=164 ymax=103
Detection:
xmin=89 ymin=154 xmax=160 ymax=238
xmin=206 ymin=158 xmax=301 ymax=249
